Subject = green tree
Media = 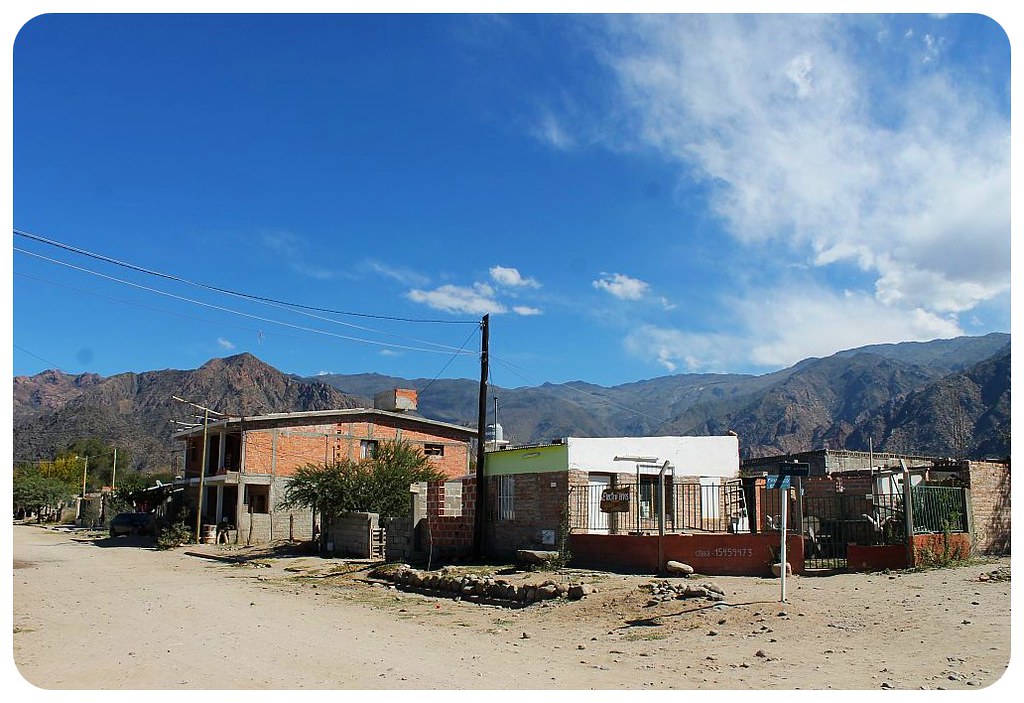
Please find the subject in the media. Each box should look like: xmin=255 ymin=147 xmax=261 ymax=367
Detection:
xmin=13 ymin=467 xmax=76 ymax=521
xmin=281 ymin=439 xmax=447 ymax=523
xmin=61 ymin=438 xmax=129 ymax=492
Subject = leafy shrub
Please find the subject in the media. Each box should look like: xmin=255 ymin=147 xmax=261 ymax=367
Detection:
xmin=156 ymin=522 xmax=192 ymax=550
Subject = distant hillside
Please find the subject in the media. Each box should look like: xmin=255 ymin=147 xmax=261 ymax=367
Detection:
xmin=12 ymin=353 xmax=363 ymax=472
xmin=12 ymin=334 xmax=1010 ymax=470
xmin=313 ymin=334 xmax=1009 ymax=460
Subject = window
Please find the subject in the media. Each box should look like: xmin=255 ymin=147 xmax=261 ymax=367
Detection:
xmin=497 ymin=475 xmax=515 ymax=520
xmin=424 ymin=443 xmax=445 ymax=457
xmin=244 ymin=485 xmax=269 ymax=514
xmin=639 ymin=476 xmax=674 ymax=519
xmin=360 ymin=440 xmax=378 ymax=459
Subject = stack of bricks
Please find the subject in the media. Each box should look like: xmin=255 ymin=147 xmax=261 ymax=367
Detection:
xmin=425 ymin=477 xmax=477 ymax=558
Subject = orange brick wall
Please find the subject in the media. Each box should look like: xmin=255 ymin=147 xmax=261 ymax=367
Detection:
xmin=240 ymin=419 xmax=471 ymax=479
xmin=425 ymin=478 xmax=477 ymax=558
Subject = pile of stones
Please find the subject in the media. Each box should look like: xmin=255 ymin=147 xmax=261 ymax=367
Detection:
xmin=642 ymin=579 xmax=727 ymax=606
xmin=979 ymin=566 xmax=1010 ymax=582
xmin=381 ymin=565 xmax=596 ymax=604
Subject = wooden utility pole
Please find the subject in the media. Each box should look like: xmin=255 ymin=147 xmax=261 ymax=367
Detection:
xmin=473 ymin=314 xmax=489 ymax=558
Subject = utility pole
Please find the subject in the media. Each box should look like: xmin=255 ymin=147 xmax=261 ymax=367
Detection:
xmin=80 ymin=455 xmax=89 ymax=497
xmin=473 ymin=314 xmax=489 ymax=559
xmin=173 ymin=396 xmax=223 ymax=543
xmin=111 ymin=447 xmax=117 ymax=492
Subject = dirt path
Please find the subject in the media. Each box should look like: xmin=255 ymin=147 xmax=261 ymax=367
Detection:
xmin=9 ymin=523 xmax=1015 ymax=691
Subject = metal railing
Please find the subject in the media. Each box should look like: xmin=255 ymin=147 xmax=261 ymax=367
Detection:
xmin=911 ymin=484 xmax=969 ymax=534
xmin=568 ymin=479 xmax=748 ymax=534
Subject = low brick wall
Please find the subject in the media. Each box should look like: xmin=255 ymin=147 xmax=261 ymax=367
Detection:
xmin=569 ymin=532 xmax=805 ymax=576
xmin=841 ymin=533 xmax=972 ymax=571
xmin=913 ymin=532 xmax=971 ymax=565
xmin=847 ymin=544 xmax=908 ymax=571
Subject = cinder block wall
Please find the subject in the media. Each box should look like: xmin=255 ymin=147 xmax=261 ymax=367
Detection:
xmin=382 ymin=516 xmax=414 ymax=562
xmin=326 ymin=512 xmax=378 ymax=557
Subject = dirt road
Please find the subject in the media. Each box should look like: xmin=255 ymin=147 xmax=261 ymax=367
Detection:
xmin=10 ymin=523 xmax=1015 ymax=691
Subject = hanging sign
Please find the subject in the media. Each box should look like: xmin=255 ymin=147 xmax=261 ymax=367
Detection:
xmin=600 ymin=486 xmax=631 ymax=512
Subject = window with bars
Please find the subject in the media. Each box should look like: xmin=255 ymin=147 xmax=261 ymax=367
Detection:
xmin=424 ymin=443 xmax=445 ymax=457
xmin=496 ymin=475 xmax=515 ymax=520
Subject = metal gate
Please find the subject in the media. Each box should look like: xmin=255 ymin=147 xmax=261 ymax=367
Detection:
xmin=799 ymin=492 xmax=905 ymax=570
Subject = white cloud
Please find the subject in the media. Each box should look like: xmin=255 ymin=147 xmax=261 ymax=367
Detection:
xmin=624 ymin=282 xmax=964 ymax=373
xmin=316 ymin=370 xmax=332 ymax=376
xmin=512 ymin=305 xmax=543 ymax=316
xmin=379 ymin=349 xmax=401 ymax=357
xmin=217 ymin=338 xmax=235 ymax=350
xmin=490 ymin=265 xmax=541 ymax=289
xmin=585 ymin=15 xmax=1008 ymax=338
xmin=407 ymin=283 xmax=507 ymax=315
xmin=592 ymin=272 xmax=649 ymax=301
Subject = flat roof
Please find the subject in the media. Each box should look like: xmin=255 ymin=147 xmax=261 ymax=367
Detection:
xmin=171 ymin=407 xmax=476 ymax=439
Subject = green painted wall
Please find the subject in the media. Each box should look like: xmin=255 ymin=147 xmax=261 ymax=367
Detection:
xmin=484 ymin=444 xmax=569 ymax=476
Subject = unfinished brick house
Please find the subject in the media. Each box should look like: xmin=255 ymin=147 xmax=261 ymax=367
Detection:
xmin=171 ymin=389 xmax=475 ymax=543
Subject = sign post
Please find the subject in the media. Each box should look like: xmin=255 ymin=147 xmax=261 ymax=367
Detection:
xmin=780 ymin=486 xmax=788 ymax=602
xmin=773 ymin=462 xmax=808 ymax=602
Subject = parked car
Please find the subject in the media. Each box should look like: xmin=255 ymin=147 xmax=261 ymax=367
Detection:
xmin=109 ymin=512 xmax=156 ymax=537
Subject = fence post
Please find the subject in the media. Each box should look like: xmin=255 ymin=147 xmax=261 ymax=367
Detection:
xmin=900 ymin=459 xmax=915 ymax=567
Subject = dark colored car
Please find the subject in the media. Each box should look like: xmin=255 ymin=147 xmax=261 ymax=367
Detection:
xmin=109 ymin=512 xmax=156 ymax=537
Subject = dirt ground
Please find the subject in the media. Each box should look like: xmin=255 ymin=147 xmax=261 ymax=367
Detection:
xmin=9 ymin=522 xmax=1015 ymax=692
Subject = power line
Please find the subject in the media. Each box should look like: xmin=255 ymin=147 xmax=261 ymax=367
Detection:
xmin=14 ymin=228 xmax=478 ymax=325
xmin=14 ymin=247 xmax=476 ymax=358
xmin=13 ymin=344 xmax=64 ymax=372
xmin=14 ymin=238 xmax=478 ymax=354
xmin=418 ymin=324 xmax=481 ymax=397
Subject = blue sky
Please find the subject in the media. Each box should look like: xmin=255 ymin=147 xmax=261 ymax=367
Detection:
xmin=9 ymin=11 xmax=1013 ymax=388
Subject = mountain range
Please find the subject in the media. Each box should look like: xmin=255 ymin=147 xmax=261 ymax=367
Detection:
xmin=12 ymin=333 xmax=1010 ymax=473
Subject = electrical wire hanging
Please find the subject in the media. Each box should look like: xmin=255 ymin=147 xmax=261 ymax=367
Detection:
xmin=14 ymin=228 xmax=478 ymax=324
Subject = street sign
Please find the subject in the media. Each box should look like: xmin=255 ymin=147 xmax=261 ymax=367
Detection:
xmin=766 ymin=474 xmax=792 ymax=490
xmin=778 ymin=461 xmax=810 ymax=477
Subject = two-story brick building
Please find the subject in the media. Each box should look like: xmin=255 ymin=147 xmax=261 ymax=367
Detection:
xmin=171 ymin=389 xmax=476 ymax=543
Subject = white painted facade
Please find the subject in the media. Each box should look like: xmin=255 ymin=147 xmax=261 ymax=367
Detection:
xmin=565 ymin=436 xmax=739 ymax=478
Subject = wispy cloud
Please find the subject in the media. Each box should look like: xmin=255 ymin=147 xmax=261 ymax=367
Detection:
xmin=363 ymin=259 xmax=431 ymax=287
xmin=626 ymin=282 xmax=963 ymax=374
xmin=562 ymin=15 xmax=1009 ymax=371
xmin=531 ymin=109 xmax=575 ymax=150
xmin=490 ymin=265 xmax=541 ymax=289
xmin=217 ymin=337 xmax=235 ymax=350
xmin=262 ymin=231 xmax=342 ymax=280
xmin=592 ymin=272 xmax=649 ymax=301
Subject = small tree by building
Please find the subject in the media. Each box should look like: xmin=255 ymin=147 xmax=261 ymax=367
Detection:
xmin=280 ymin=438 xmax=446 ymax=548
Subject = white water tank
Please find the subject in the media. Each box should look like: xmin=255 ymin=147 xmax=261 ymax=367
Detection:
xmin=486 ymin=423 xmax=504 ymax=442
